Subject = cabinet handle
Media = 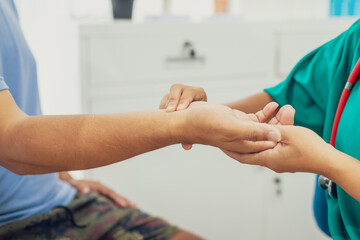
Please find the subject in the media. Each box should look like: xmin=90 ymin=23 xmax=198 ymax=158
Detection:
xmin=165 ymin=40 xmax=205 ymax=63
xmin=273 ymin=176 xmax=282 ymax=196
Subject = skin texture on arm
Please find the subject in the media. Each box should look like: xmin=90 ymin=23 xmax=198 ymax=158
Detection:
xmin=0 ymin=90 xmax=280 ymax=175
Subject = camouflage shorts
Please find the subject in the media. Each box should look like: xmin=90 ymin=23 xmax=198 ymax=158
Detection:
xmin=0 ymin=192 xmax=179 ymax=240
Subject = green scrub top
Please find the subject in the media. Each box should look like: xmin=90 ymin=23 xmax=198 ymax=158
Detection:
xmin=265 ymin=19 xmax=360 ymax=239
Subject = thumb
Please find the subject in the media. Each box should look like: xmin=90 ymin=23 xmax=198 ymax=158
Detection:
xmin=70 ymin=181 xmax=91 ymax=194
xmin=273 ymin=125 xmax=296 ymax=142
xmin=79 ymin=185 xmax=91 ymax=194
xmin=182 ymin=143 xmax=193 ymax=150
xmin=238 ymin=122 xmax=281 ymax=142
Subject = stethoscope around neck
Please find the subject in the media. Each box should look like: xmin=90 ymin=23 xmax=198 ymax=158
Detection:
xmin=318 ymin=57 xmax=360 ymax=199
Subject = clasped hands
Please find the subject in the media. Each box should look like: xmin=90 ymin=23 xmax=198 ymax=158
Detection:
xmin=160 ymin=84 xmax=332 ymax=175
xmin=61 ymin=84 xmax=334 ymax=208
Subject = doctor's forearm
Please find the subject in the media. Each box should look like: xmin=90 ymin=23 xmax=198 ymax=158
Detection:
xmin=322 ymin=149 xmax=360 ymax=202
xmin=225 ymin=92 xmax=274 ymax=113
xmin=1 ymin=111 xmax=184 ymax=175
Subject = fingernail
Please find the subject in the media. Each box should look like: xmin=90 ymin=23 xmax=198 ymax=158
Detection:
xmin=82 ymin=187 xmax=90 ymax=194
xmin=264 ymin=102 xmax=279 ymax=112
xmin=177 ymin=104 xmax=186 ymax=110
xmin=166 ymin=104 xmax=175 ymax=112
xmin=268 ymin=130 xmax=281 ymax=142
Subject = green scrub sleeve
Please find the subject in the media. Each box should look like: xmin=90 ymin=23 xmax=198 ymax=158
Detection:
xmin=265 ymin=19 xmax=360 ymax=137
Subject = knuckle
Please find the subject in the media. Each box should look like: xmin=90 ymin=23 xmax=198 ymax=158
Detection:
xmin=221 ymin=131 xmax=235 ymax=143
xmin=248 ymin=129 xmax=259 ymax=141
xmin=196 ymin=87 xmax=205 ymax=94
xmin=197 ymin=87 xmax=207 ymax=97
xmin=180 ymin=95 xmax=192 ymax=103
xmin=162 ymin=93 xmax=169 ymax=100
xmin=168 ymin=95 xmax=177 ymax=101
xmin=170 ymin=84 xmax=183 ymax=91
xmin=160 ymin=94 xmax=169 ymax=106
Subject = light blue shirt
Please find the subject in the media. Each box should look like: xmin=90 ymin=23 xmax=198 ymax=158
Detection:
xmin=0 ymin=0 xmax=76 ymax=226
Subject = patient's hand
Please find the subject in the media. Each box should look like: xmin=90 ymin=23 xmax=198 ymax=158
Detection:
xmin=177 ymin=102 xmax=292 ymax=154
xmin=159 ymin=84 xmax=295 ymax=150
xmin=182 ymin=102 xmax=295 ymax=150
xmin=59 ymin=172 xmax=136 ymax=208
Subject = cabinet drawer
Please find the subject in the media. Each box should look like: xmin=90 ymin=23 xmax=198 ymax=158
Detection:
xmin=85 ymin=77 xmax=271 ymax=114
xmin=82 ymin=23 xmax=272 ymax=87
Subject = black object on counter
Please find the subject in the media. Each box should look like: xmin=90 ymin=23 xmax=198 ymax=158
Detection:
xmin=111 ymin=0 xmax=134 ymax=19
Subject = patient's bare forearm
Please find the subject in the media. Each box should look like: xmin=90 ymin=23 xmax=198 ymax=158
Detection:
xmin=1 ymin=111 xmax=183 ymax=175
xmin=225 ymin=92 xmax=274 ymax=113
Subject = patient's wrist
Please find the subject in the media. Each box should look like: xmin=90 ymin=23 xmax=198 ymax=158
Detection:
xmin=163 ymin=110 xmax=188 ymax=145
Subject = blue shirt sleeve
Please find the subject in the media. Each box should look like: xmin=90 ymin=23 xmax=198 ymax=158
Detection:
xmin=0 ymin=76 xmax=9 ymax=91
xmin=0 ymin=53 xmax=9 ymax=91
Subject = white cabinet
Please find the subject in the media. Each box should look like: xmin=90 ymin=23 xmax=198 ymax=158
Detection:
xmin=80 ymin=20 xmax=355 ymax=239
xmin=272 ymin=21 xmax=352 ymax=79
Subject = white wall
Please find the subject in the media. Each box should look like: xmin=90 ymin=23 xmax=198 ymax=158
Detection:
xmin=15 ymin=0 xmax=82 ymax=115
xmin=14 ymin=0 xmax=330 ymax=117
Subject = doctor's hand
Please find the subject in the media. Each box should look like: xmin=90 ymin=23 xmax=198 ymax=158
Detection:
xmin=58 ymin=172 xmax=136 ymax=208
xmin=222 ymin=126 xmax=332 ymax=174
xmin=159 ymin=84 xmax=207 ymax=111
xmin=180 ymin=102 xmax=282 ymax=153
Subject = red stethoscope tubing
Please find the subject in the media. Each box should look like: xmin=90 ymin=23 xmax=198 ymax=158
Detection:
xmin=330 ymin=57 xmax=360 ymax=146
xmin=319 ymin=57 xmax=360 ymax=197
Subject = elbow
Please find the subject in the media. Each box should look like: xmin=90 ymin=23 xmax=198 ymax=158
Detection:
xmin=0 ymin=155 xmax=50 ymax=175
xmin=0 ymin=157 xmax=30 ymax=175
xmin=0 ymin=119 xmax=45 ymax=175
xmin=11 ymin=168 xmax=28 ymax=176
xmin=1 ymin=163 xmax=49 ymax=175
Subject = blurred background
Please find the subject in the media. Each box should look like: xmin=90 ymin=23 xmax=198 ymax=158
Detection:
xmin=14 ymin=0 xmax=359 ymax=239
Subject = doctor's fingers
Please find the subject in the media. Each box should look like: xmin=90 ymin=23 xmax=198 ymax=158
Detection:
xmin=252 ymin=102 xmax=279 ymax=123
xmin=181 ymin=135 xmax=277 ymax=153
xmin=176 ymin=87 xmax=207 ymax=111
xmin=221 ymin=148 xmax=288 ymax=172
xmin=165 ymin=84 xmax=184 ymax=112
xmin=274 ymin=125 xmax=313 ymax=143
xmin=159 ymin=93 xmax=170 ymax=109
xmin=220 ymin=140 xmax=277 ymax=154
xmin=230 ymin=121 xmax=281 ymax=142
xmin=161 ymin=84 xmax=207 ymax=112
xmin=268 ymin=105 xmax=295 ymax=125
xmin=221 ymin=148 xmax=269 ymax=167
